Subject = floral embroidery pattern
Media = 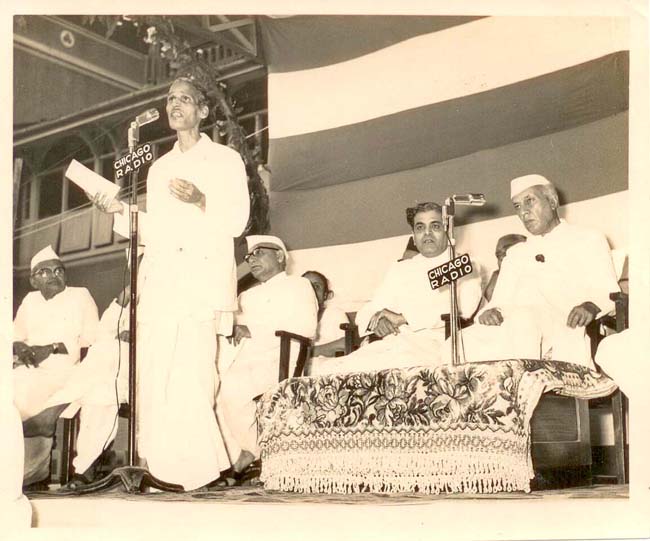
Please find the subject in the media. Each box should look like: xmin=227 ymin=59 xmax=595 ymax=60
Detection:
xmin=257 ymin=360 xmax=617 ymax=494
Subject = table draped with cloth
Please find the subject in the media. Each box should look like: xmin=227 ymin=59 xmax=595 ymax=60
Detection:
xmin=256 ymin=360 xmax=616 ymax=494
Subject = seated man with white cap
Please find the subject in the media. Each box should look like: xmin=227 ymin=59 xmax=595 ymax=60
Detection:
xmin=40 ymin=248 xmax=143 ymax=489
xmin=13 ymin=245 xmax=99 ymax=489
xmin=459 ymin=174 xmax=619 ymax=367
xmin=217 ymin=235 xmax=318 ymax=483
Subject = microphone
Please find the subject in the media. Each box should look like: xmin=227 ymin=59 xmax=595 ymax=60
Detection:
xmin=135 ymin=108 xmax=160 ymax=127
xmin=451 ymin=194 xmax=486 ymax=206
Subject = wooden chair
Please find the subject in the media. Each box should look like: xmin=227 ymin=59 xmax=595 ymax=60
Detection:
xmin=590 ymin=292 xmax=629 ymax=484
xmin=275 ymin=330 xmax=313 ymax=381
xmin=59 ymin=404 xmax=129 ymax=485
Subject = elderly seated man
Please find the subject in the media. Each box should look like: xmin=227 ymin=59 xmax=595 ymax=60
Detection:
xmin=459 ymin=174 xmax=620 ymax=367
xmin=40 ymin=249 xmax=143 ymax=489
xmin=217 ymin=235 xmax=318 ymax=483
xmin=13 ymin=246 xmax=99 ymax=489
xmin=311 ymin=202 xmax=483 ymax=376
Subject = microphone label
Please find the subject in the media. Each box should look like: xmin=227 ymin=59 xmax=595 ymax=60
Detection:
xmin=114 ymin=143 xmax=154 ymax=179
xmin=427 ymin=253 xmax=473 ymax=290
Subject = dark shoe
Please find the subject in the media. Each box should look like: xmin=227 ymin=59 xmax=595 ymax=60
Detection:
xmin=60 ymin=472 xmax=93 ymax=492
xmin=233 ymin=460 xmax=262 ymax=486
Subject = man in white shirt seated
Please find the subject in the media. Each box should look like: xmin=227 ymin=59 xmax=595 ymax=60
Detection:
xmin=311 ymin=202 xmax=483 ymax=376
xmin=41 ymin=249 xmax=143 ymax=489
xmin=217 ymin=235 xmax=318 ymax=483
xmin=459 ymin=174 xmax=620 ymax=368
xmin=13 ymin=245 xmax=99 ymax=489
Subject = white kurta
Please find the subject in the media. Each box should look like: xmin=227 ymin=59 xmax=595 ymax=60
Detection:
xmin=218 ymin=272 xmax=318 ymax=457
xmin=13 ymin=286 xmax=99 ymax=420
xmin=462 ymin=220 xmax=620 ymax=367
xmin=312 ymin=253 xmax=483 ymax=375
xmin=43 ymin=299 xmax=130 ymax=474
xmin=113 ymin=133 xmax=250 ymax=490
xmin=13 ymin=286 xmax=98 ymax=485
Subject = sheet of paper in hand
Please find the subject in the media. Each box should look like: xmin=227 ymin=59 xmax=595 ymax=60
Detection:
xmin=428 ymin=253 xmax=473 ymax=290
xmin=65 ymin=159 xmax=120 ymax=201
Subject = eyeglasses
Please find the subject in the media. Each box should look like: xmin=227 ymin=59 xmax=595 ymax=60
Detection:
xmin=32 ymin=267 xmax=65 ymax=279
xmin=244 ymin=247 xmax=281 ymax=263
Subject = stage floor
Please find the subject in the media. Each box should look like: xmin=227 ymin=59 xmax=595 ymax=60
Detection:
xmin=27 ymin=483 xmax=628 ymax=528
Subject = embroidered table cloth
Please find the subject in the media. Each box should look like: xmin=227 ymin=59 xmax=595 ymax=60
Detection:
xmin=256 ymin=360 xmax=616 ymax=494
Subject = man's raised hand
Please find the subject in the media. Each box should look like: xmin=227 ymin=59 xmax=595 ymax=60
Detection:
xmin=231 ymin=324 xmax=251 ymax=346
xmin=169 ymin=178 xmax=206 ymax=210
xmin=87 ymin=191 xmax=124 ymax=214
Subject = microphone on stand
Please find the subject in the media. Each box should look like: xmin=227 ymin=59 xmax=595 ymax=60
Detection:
xmin=441 ymin=193 xmax=486 ymax=366
xmin=129 ymin=109 xmax=159 ymax=152
xmin=451 ymin=193 xmax=487 ymax=206
xmin=135 ymin=108 xmax=160 ymax=127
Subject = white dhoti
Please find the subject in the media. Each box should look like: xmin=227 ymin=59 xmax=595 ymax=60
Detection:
xmin=453 ymin=305 xmax=593 ymax=368
xmin=0 ymin=405 xmax=32 ymax=527
xmin=311 ymin=326 xmax=444 ymax=376
xmin=13 ymin=360 xmax=75 ymax=422
xmin=14 ymin=361 xmax=74 ymax=485
xmin=41 ymin=338 xmax=129 ymax=474
xmin=595 ymin=329 xmax=636 ymax=397
xmin=22 ymin=435 xmax=53 ymax=486
xmin=218 ymin=338 xmax=286 ymax=459
xmin=137 ymin=317 xmax=229 ymax=490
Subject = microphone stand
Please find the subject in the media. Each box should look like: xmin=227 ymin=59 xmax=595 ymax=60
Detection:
xmin=443 ymin=198 xmax=461 ymax=366
xmin=63 ymin=122 xmax=183 ymax=494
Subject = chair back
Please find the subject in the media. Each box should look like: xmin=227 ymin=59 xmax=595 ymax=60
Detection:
xmin=275 ymin=330 xmax=313 ymax=382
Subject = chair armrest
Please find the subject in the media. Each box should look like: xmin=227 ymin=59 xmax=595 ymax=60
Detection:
xmin=340 ymin=323 xmax=361 ymax=355
xmin=275 ymin=330 xmax=312 ymax=344
xmin=441 ymin=314 xmax=474 ymax=340
xmin=609 ymin=292 xmax=629 ymax=332
xmin=275 ymin=330 xmax=313 ymax=381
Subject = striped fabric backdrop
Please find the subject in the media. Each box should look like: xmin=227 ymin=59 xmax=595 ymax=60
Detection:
xmin=258 ymin=16 xmax=629 ymax=306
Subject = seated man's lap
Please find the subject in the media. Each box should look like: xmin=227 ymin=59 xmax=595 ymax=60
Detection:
xmin=311 ymin=329 xmax=443 ymax=376
xmin=457 ymin=305 xmax=593 ymax=366
xmin=13 ymin=365 xmax=73 ymax=421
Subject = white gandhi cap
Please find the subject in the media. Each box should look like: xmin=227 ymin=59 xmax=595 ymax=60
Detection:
xmin=246 ymin=235 xmax=289 ymax=260
xmin=31 ymin=245 xmax=60 ymax=271
xmin=510 ymin=174 xmax=551 ymax=199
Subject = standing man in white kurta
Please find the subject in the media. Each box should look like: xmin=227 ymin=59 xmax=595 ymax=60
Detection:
xmin=311 ymin=202 xmax=483 ymax=376
xmin=460 ymin=174 xmax=619 ymax=367
xmin=217 ymin=235 xmax=318 ymax=481
xmin=13 ymin=245 xmax=99 ymax=487
xmin=90 ymin=75 xmax=250 ymax=490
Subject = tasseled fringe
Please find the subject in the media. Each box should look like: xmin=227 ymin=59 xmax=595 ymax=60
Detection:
xmin=260 ymin=437 xmax=533 ymax=495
